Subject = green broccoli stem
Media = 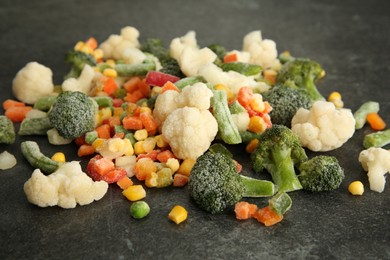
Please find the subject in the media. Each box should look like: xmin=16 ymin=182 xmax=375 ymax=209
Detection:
xmin=240 ymin=175 xmax=276 ymax=197
xmin=267 ymin=147 xmax=303 ymax=193
xmin=304 ymin=76 xmax=325 ymax=101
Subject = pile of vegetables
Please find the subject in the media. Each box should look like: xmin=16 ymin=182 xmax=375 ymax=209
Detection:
xmin=1 ymin=26 xmax=389 ymax=226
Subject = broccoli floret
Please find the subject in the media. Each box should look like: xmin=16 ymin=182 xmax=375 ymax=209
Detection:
xmin=276 ymin=58 xmax=325 ymax=101
xmin=298 ymin=155 xmax=345 ymax=192
xmin=140 ymin=38 xmax=184 ymax=78
xmin=189 ymin=150 xmax=276 ymax=214
xmin=250 ymin=124 xmax=307 ymax=193
xmin=262 ymin=85 xmax=312 ymax=127
xmin=48 ymin=91 xmax=97 ymax=139
xmin=64 ymin=50 xmax=97 ymax=80
xmin=0 ymin=116 xmax=16 ymax=144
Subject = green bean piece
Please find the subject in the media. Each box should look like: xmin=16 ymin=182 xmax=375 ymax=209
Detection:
xmin=21 ymin=141 xmax=61 ymax=174
xmin=33 ymin=95 xmax=58 ymax=111
xmin=0 ymin=116 xmax=16 ymax=144
xmin=363 ymin=129 xmax=390 ymax=148
xmin=354 ymin=101 xmax=380 ymax=129
xmin=18 ymin=117 xmax=52 ymax=136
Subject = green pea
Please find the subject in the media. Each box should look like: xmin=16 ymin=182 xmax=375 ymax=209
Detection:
xmin=130 ymin=201 xmax=150 ymax=219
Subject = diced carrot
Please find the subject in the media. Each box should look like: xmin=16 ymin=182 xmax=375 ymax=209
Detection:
xmin=237 ymin=87 xmax=254 ymax=108
xmin=74 ymin=135 xmax=86 ymax=146
xmin=93 ymin=156 xmax=115 ymax=175
xmin=122 ymin=116 xmax=144 ymax=130
xmin=103 ymin=77 xmax=118 ymax=95
xmin=254 ymin=206 xmax=283 ymax=226
xmin=156 ymin=150 xmax=175 ymax=163
xmin=77 ymin=144 xmax=96 ymax=157
xmin=138 ymin=79 xmax=151 ymax=97
xmin=102 ymin=168 xmax=127 ymax=184
xmin=137 ymin=149 xmax=160 ymax=161
xmin=123 ymin=77 xmax=142 ymax=93
xmin=133 ymin=157 xmax=157 ymax=181
xmin=233 ymin=160 xmax=242 ymax=173
xmin=139 ymin=112 xmax=158 ymax=135
xmin=234 ymin=201 xmax=258 ymax=220
xmin=366 ymin=112 xmax=386 ymax=131
xmin=112 ymin=98 xmax=124 ymax=108
xmin=85 ymin=37 xmax=98 ymax=50
xmin=5 ymin=106 xmax=32 ymax=122
xmin=108 ymin=116 xmax=122 ymax=128
xmin=113 ymin=132 xmax=125 ymax=139
xmin=125 ymin=90 xmax=145 ymax=103
xmin=262 ymin=101 xmax=273 ymax=114
xmin=161 ymin=81 xmax=179 ymax=93
xmin=173 ymin=173 xmax=189 ymax=187
xmin=223 ymin=53 xmax=238 ymax=63
xmin=117 ymin=176 xmax=134 ymax=190
xmin=2 ymin=99 xmax=26 ymax=110
xmin=96 ymin=124 xmax=111 ymax=139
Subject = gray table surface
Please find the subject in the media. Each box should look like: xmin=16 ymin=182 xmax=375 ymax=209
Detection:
xmin=1 ymin=0 xmax=390 ymax=259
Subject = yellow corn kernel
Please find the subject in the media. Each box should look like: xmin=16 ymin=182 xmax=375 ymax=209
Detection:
xmin=106 ymin=59 xmax=116 ymax=68
xmin=122 ymin=185 xmax=146 ymax=201
xmin=320 ymin=70 xmax=326 ymax=79
xmin=134 ymin=141 xmax=146 ymax=155
xmin=168 ymin=205 xmax=188 ymax=224
xmin=134 ymin=129 xmax=148 ymax=141
xmin=348 ymin=181 xmax=364 ymax=195
xmin=103 ymin=68 xmax=118 ymax=78
xmin=248 ymin=116 xmax=267 ymax=134
xmin=143 ymin=137 xmax=157 ymax=153
xmin=177 ymin=158 xmax=196 ymax=176
xmin=51 ymin=152 xmax=66 ymax=163
xmin=97 ymin=107 xmax=112 ymax=125
xmin=80 ymin=44 xmax=93 ymax=54
xmin=113 ymin=107 xmax=125 ymax=117
xmin=328 ymin=91 xmax=342 ymax=101
xmin=74 ymin=41 xmax=85 ymax=51
xmin=139 ymin=106 xmax=152 ymax=114
xmin=214 ymin=84 xmax=234 ymax=103
xmin=123 ymin=138 xmax=134 ymax=156
xmin=145 ymin=172 xmax=158 ymax=188
xmin=151 ymin=86 xmax=162 ymax=96
xmin=93 ymin=48 xmax=104 ymax=60
xmin=249 ymin=97 xmax=265 ymax=113
xmin=263 ymin=69 xmax=277 ymax=85
xmin=155 ymin=135 xmax=169 ymax=148
xmin=108 ymin=138 xmax=125 ymax=153
xmin=246 ymin=139 xmax=259 ymax=154
xmin=92 ymin=138 xmax=105 ymax=150
xmin=166 ymin=158 xmax=180 ymax=173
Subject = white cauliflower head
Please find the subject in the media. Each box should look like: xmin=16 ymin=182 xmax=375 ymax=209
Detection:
xmin=62 ymin=64 xmax=96 ymax=94
xmin=176 ymin=82 xmax=213 ymax=110
xmin=24 ymin=161 xmax=108 ymax=208
xmin=178 ymin=46 xmax=217 ymax=77
xmin=291 ymin=101 xmax=356 ymax=152
xmin=359 ymin=147 xmax=390 ymax=193
xmin=242 ymin=30 xmax=280 ymax=70
xmin=162 ymin=107 xmax=218 ymax=160
xmin=12 ymin=62 xmax=54 ymax=104
xmin=99 ymin=26 xmax=141 ymax=61
xmin=153 ymin=90 xmax=181 ymax=127
xmin=169 ymin=31 xmax=198 ymax=61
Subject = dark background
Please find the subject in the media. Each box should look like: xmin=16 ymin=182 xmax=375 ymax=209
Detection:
xmin=1 ymin=0 xmax=389 ymax=259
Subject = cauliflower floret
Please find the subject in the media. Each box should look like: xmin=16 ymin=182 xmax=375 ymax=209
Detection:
xmin=359 ymin=147 xmax=390 ymax=193
xmin=162 ymin=107 xmax=218 ymax=160
xmin=231 ymin=112 xmax=250 ymax=132
xmin=122 ymin=47 xmax=146 ymax=64
xmin=178 ymin=46 xmax=217 ymax=77
xmin=243 ymin=31 xmax=280 ymax=70
xmin=225 ymin=50 xmax=251 ymax=63
xmin=24 ymin=161 xmax=108 ymax=208
xmin=291 ymin=101 xmax=355 ymax=152
xmin=169 ymin=31 xmax=198 ymax=61
xmin=62 ymin=64 xmax=95 ymax=94
xmin=198 ymin=63 xmax=270 ymax=94
xmin=99 ymin=26 xmax=141 ymax=61
xmin=176 ymin=82 xmax=213 ymax=110
xmin=153 ymin=90 xmax=181 ymax=127
xmin=12 ymin=62 xmax=54 ymax=104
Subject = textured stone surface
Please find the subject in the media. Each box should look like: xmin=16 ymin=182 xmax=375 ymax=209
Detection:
xmin=1 ymin=0 xmax=390 ymax=259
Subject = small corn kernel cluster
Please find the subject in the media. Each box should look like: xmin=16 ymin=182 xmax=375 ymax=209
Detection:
xmin=328 ymin=91 xmax=344 ymax=109
xmin=74 ymin=37 xmax=103 ymax=61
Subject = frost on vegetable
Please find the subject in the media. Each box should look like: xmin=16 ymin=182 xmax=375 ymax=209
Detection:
xmin=23 ymin=161 xmax=108 ymax=208
xmin=0 ymin=151 xmax=17 ymax=170
xmin=12 ymin=62 xmax=54 ymax=104
xmin=291 ymin=101 xmax=355 ymax=152
xmin=359 ymin=147 xmax=390 ymax=193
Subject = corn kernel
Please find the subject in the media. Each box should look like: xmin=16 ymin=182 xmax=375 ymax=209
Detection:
xmin=134 ymin=129 xmax=148 ymax=141
xmin=145 ymin=172 xmax=158 ymax=188
xmin=155 ymin=135 xmax=169 ymax=148
xmin=93 ymin=48 xmax=104 ymax=60
xmin=74 ymin=41 xmax=85 ymax=51
xmin=177 ymin=158 xmax=196 ymax=176
xmin=123 ymin=138 xmax=134 ymax=156
xmin=151 ymin=86 xmax=162 ymax=96
xmin=249 ymin=97 xmax=265 ymax=113
xmin=108 ymin=138 xmax=125 ymax=153
xmin=139 ymin=106 xmax=152 ymax=114
xmin=122 ymin=185 xmax=146 ymax=201
xmin=320 ymin=70 xmax=326 ymax=79
xmin=106 ymin=59 xmax=116 ymax=68
xmin=214 ymin=84 xmax=234 ymax=103
xmin=103 ymin=68 xmax=118 ymax=78
xmin=143 ymin=137 xmax=157 ymax=153
xmin=134 ymin=141 xmax=146 ymax=155
xmin=97 ymin=107 xmax=112 ymax=125
xmin=168 ymin=205 xmax=188 ymax=224
xmin=246 ymin=139 xmax=259 ymax=153
xmin=166 ymin=158 xmax=180 ymax=173
xmin=51 ymin=152 xmax=66 ymax=163
xmin=263 ymin=69 xmax=277 ymax=85
xmin=80 ymin=44 xmax=93 ymax=54
xmin=248 ymin=116 xmax=267 ymax=134
xmin=348 ymin=181 xmax=364 ymax=195
xmin=113 ymin=107 xmax=125 ymax=117
xmin=328 ymin=91 xmax=342 ymax=101
xmin=92 ymin=138 xmax=105 ymax=150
